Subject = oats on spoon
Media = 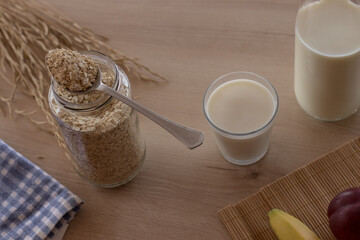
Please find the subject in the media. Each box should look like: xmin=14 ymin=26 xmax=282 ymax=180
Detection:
xmin=45 ymin=49 xmax=98 ymax=92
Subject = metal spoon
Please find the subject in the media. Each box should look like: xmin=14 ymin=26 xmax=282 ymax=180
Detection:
xmin=76 ymin=68 xmax=204 ymax=149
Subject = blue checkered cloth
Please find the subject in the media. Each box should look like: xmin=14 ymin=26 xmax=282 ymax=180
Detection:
xmin=0 ymin=139 xmax=83 ymax=240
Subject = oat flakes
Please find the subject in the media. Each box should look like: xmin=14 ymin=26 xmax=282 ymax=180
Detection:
xmin=46 ymin=48 xmax=98 ymax=92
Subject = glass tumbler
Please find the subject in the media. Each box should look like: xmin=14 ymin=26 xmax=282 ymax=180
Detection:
xmin=203 ymin=72 xmax=279 ymax=165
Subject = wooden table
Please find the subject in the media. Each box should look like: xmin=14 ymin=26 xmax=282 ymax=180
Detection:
xmin=1 ymin=0 xmax=360 ymax=239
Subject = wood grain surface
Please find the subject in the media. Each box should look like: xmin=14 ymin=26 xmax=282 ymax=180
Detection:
xmin=1 ymin=0 xmax=360 ymax=239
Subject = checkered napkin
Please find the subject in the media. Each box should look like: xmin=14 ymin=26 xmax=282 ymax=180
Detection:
xmin=0 ymin=139 xmax=83 ymax=240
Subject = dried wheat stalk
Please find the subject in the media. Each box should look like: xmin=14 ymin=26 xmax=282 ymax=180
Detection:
xmin=0 ymin=0 xmax=167 ymax=151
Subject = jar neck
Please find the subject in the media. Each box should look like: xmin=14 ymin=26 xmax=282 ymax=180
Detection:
xmin=50 ymin=51 xmax=124 ymax=112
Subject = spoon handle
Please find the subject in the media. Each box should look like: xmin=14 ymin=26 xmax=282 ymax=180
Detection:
xmin=99 ymin=83 xmax=204 ymax=149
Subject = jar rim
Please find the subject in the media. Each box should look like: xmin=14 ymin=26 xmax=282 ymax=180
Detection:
xmin=50 ymin=50 xmax=123 ymax=111
xmin=48 ymin=50 xmax=134 ymax=132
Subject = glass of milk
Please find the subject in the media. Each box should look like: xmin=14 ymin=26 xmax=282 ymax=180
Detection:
xmin=295 ymin=0 xmax=360 ymax=121
xmin=203 ymin=72 xmax=279 ymax=165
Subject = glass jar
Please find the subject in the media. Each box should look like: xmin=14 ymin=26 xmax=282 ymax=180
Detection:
xmin=48 ymin=51 xmax=146 ymax=188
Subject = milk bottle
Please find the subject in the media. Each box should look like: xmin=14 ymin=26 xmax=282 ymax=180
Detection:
xmin=294 ymin=0 xmax=360 ymax=121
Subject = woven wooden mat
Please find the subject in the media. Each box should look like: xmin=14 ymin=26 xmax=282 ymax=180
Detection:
xmin=218 ymin=137 xmax=360 ymax=240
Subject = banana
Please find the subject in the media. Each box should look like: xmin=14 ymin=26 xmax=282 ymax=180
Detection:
xmin=268 ymin=209 xmax=321 ymax=240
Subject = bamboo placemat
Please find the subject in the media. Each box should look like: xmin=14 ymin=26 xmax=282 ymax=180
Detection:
xmin=218 ymin=137 xmax=360 ymax=240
